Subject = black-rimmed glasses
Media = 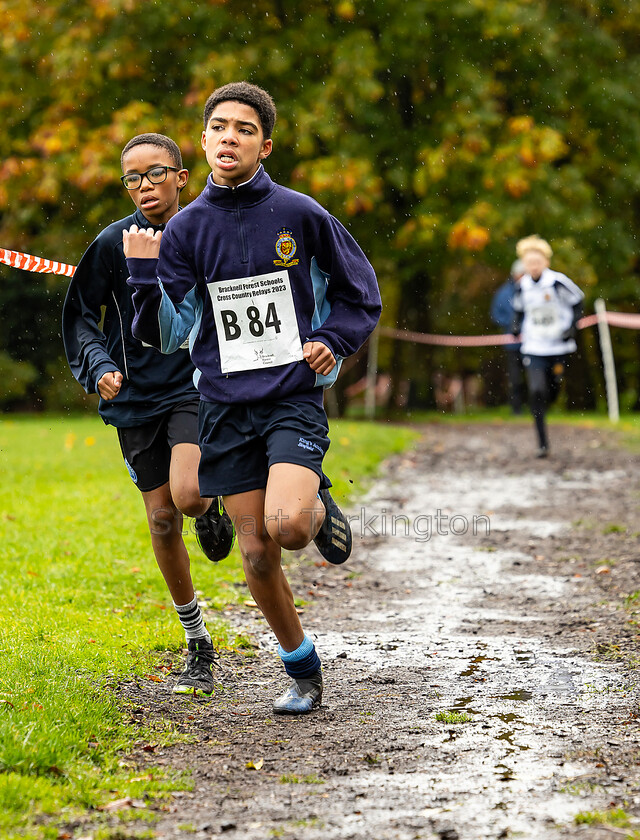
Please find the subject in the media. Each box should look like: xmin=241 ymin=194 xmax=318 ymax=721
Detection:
xmin=120 ymin=166 xmax=179 ymax=190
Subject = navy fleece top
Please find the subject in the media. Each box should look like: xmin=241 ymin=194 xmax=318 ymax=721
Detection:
xmin=126 ymin=166 xmax=381 ymax=405
xmin=62 ymin=207 xmax=197 ymax=427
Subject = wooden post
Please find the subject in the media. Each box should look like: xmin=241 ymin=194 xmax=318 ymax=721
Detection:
xmin=595 ymin=298 xmax=619 ymax=423
xmin=364 ymin=327 xmax=379 ymax=421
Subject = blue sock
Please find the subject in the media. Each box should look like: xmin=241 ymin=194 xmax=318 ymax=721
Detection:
xmin=278 ymin=635 xmax=321 ymax=678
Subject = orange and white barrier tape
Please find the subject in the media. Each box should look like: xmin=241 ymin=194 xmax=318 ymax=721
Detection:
xmin=379 ymin=326 xmax=517 ymax=347
xmin=593 ymin=311 xmax=640 ymax=329
xmin=380 ymin=311 xmax=640 ymax=348
xmin=3 ymin=244 xmax=640 ymax=341
xmin=0 ymin=247 xmax=76 ymax=277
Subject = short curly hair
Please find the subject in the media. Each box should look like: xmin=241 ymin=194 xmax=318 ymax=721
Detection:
xmin=120 ymin=133 xmax=183 ymax=170
xmin=203 ymin=82 xmax=277 ymax=139
xmin=516 ymin=235 xmax=553 ymax=261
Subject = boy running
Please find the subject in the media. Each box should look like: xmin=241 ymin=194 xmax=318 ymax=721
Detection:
xmin=512 ymin=235 xmax=584 ymax=457
xmin=123 ymin=83 xmax=381 ymax=714
xmin=62 ymin=133 xmax=234 ymax=697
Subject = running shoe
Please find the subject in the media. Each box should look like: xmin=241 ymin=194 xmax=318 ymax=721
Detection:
xmin=273 ymin=669 xmax=323 ymax=715
xmin=313 ymin=488 xmax=352 ymax=565
xmin=172 ymin=637 xmax=218 ymax=697
xmin=195 ymin=497 xmax=235 ymax=563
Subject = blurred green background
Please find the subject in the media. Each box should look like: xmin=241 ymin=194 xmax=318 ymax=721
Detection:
xmin=1 ymin=0 xmax=640 ymax=414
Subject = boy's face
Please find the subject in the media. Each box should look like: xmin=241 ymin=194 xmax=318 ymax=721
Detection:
xmin=201 ymin=100 xmax=272 ymax=188
xmin=121 ymin=144 xmax=188 ymax=225
xmin=522 ymin=250 xmax=549 ymax=278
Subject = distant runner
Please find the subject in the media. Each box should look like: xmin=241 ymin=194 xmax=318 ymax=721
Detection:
xmin=512 ymin=235 xmax=584 ymax=458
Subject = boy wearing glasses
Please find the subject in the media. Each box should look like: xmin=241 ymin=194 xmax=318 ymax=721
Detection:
xmin=123 ymin=84 xmax=381 ymax=715
xmin=63 ymin=133 xmax=234 ymax=697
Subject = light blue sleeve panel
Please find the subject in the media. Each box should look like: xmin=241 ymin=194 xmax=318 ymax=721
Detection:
xmin=309 ymin=256 xmax=343 ymax=389
xmin=157 ymin=281 xmax=202 ymax=355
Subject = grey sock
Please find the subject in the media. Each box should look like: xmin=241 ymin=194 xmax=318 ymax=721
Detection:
xmin=173 ymin=595 xmax=211 ymax=642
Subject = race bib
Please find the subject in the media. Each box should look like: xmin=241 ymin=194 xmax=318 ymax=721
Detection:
xmin=529 ymin=302 xmax=561 ymax=341
xmin=208 ymin=270 xmax=303 ymax=374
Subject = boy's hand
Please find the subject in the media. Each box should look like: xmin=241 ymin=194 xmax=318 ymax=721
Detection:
xmin=97 ymin=371 xmax=123 ymax=400
xmin=122 ymin=225 xmax=162 ymax=259
xmin=303 ymin=341 xmax=336 ymax=375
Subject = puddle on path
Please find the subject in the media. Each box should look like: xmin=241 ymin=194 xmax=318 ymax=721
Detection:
xmin=303 ymin=465 xmax=638 ymax=839
xmin=208 ymin=456 xmax=638 ymax=840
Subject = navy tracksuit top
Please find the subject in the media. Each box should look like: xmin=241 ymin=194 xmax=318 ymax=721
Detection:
xmin=126 ymin=166 xmax=381 ymax=405
xmin=62 ymin=207 xmax=198 ymax=427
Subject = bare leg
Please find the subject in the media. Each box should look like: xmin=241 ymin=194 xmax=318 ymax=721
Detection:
xmin=169 ymin=442 xmax=210 ymax=517
xmin=264 ymin=463 xmax=324 ymax=550
xmin=223 ymin=488 xmax=303 ymax=652
xmin=141 ymin=483 xmax=195 ymax=606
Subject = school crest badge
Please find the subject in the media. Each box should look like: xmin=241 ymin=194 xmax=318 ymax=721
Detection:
xmin=273 ymin=228 xmax=299 ymax=267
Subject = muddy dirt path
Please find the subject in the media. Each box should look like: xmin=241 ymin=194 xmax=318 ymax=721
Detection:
xmin=118 ymin=423 xmax=640 ymax=840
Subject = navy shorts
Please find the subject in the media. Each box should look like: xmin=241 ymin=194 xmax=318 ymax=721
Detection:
xmin=117 ymin=399 xmax=200 ymax=493
xmin=198 ymin=398 xmax=330 ymax=497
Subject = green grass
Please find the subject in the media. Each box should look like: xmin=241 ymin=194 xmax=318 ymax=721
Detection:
xmin=434 ymin=710 xmax=472 ymax=724
xmin=574 ymin=808 xmax=630 ymax=827
xmin=322 ymin=418 xmax=420 ymax=497
xmin=368 ymin=403 xmax=640 ymax=431
xmin=278 ymin=774 xmax=325 ymax=784
xmin=0 ymin=413 xmax=419 ymax=838
xmin=370 ymin=404 xmax=640 ymax=457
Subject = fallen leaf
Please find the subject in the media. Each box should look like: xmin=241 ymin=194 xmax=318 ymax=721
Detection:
xmin=595 ymin=566 xmax=611 ymax=574
xmin=246 ymin=757 xmax=264 ymax=770
xmin=243 ymin=600 xmax=258 ymax=608
xmin=100 ymin=796 xmax=146 ymax=811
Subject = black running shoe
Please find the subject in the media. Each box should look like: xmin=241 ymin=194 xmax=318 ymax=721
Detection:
xmin=195 ymin=497 xmax=235 ymax=563
xmin=273 ymin=669 xmax=323 ymax=715
xmin=173 ymin=637 xmax=218 ymax=697
xmin=313 ymin=488 xmax=352 ymax=565
xmin=536 ymin=445 xmax=549 ymax=459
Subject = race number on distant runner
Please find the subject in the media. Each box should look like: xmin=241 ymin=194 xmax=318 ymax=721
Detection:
xmin=529 ymin=302 xmax=561 ymax=342
xmin=208 ymin=270 xmax=303 ymax=374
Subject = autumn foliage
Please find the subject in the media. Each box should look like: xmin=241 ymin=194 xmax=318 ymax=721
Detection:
xmin=1 ymin=0 xmax=640 ymax=408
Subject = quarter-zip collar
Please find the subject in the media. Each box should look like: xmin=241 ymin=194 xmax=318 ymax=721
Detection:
xmin=201 ymin=164 xmax=276 ymax=209
xmin=133 ymin=207 xmax=169 ymax=232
